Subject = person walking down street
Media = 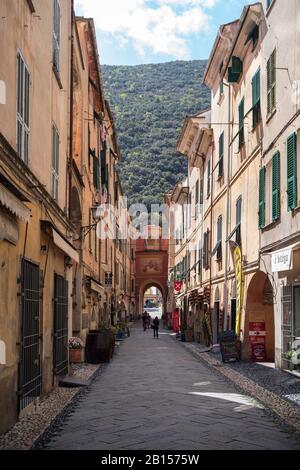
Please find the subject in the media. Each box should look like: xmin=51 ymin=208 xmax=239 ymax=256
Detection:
xmin=147 ymin=313 xmax=151 ymax=329
xmin=153 ymin=316 xmax=159 ymax=338
xmin=142 ymin=311 xmax=148 ymax=332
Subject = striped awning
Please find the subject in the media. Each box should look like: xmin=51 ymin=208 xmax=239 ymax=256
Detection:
xmin=0 ymin=183 xmax=30 ymax=222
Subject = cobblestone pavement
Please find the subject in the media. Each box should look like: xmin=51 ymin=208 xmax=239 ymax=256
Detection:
xmin=39 ymin=325 xmax=300 ymax=450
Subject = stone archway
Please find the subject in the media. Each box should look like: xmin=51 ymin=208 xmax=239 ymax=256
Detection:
xmin=135 ymin=225 xmax=169 ymax=318
xmin=243 ymin=271 xmax=275 ymax=361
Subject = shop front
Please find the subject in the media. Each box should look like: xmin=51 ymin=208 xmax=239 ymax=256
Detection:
xmin=270 ymin=244 xmax=300 ymax=372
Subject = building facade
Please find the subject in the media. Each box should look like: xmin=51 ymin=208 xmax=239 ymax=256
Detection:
xmin=168 ymin=1 xmax=300 ymax=370
xmin=0 ymin=0 xmax=75 ymax=433
xmin=0 ymin=1 xmax=136 ymax=435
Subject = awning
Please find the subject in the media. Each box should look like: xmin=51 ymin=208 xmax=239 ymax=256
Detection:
xmin=52 ymin=228 xmax=79 ymax=263
xmin=90 ymin=279 xmax=104 ymax=294
xmin=0 ymin=183 xmax=30 ymax=222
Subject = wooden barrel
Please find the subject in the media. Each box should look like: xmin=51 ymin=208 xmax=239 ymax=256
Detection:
xmin=85 ymin=330 xmax=112 ymax=364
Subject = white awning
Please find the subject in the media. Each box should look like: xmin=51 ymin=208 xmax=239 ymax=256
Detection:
xmin=0 ymin=183 xmax=30 ymax=222
xmin=52 ymin=228 xmax=79 ymax=263
xmin=90 ymin=279 xmax=104 ymax=294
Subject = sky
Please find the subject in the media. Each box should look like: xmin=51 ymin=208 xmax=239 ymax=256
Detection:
xmin=74 ymin=0 xmax=249 ymax=66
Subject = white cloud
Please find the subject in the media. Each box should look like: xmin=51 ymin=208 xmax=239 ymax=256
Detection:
xmin=74 ymin=0 xmax=215 ymax=59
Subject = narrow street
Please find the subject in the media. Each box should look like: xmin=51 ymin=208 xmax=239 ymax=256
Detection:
xmin=39 ymin=325 xmax=300 ymax=451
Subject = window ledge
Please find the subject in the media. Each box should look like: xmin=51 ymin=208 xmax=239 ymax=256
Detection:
xmin=266 ymin=108 xmax=277 ymax=124
xmin=53 ymin=66 xmax=63 ymax=90
xmin=261 ymin=218 xmax=280 ymax=231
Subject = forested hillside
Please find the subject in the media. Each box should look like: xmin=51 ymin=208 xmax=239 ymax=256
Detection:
xmin=102 ymin=60 xmax=210 ymax=207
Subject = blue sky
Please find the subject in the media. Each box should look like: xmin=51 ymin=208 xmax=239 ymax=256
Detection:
xmin=75 ymin=0 xmax=249 ymax=66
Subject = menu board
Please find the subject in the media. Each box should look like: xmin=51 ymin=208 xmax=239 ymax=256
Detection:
xmin=220 ymin=333 xmax=241 ymax=363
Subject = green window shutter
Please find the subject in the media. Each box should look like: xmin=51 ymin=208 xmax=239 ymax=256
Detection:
xmin=218 ymin=132 xmax=224 ymax=177
xmin=174 ymin=265 xmax=177 ymax=280
xmin=238 ymin=98 xmax=245 ymax=148
xmin=252 ymin=69 xmax=261 ymax=128
xmin=258 ymin=166 xmax=266 ymax=229
xmin=287 ymin=133 xmax=297 ymax=211
xmin=272 ymin=151 xmax=280 ymax=221
xmin=267 ymin=50 xmax=276 ymax=115
xmin=207 ymin=160 xmax=211 ymax=196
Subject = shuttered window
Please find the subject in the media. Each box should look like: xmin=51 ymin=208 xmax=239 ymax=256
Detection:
xmin=287 ymin=133 xmax=297 ymax=211
xmin=258 ymin=167 xmax=266 ymax=228
xmin=252 ymin=69 xmax=261 ymax=128
xmin=93 ymin=156 xmax=100 ymax=190
xmin=195 ymin=180 xmax=199 ymax=220
xmin=216 ymin=215 xmax=222 ymax=261
xmin=207 ymin=160 xmax=211 ymax=196
xmin=267 ymin=49 xmax=276 ymax=116
xmin=17 ymin=52 xmax=30 ymax=164
xmin=272 ymin=151 xmax=280 ymax=221
xmin=236 ymin=196 xmax=242 ymax=245
xmin=218 ymin=132 xmax=224 ymax=178
xmin=200 ymin=179 xmax=204 ymax=205
xmin=51 ymin=125 xmax=59 ymax=200
xmin=238 ymin=98 xmax=245 ymax=149
xmin=53 ymin=0 xmax=61 ymax=72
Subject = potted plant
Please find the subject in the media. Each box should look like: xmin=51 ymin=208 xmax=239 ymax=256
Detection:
xmin=69 ymin=337 xmax=84 ymax=363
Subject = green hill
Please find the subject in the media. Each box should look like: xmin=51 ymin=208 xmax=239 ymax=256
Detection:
xmin=102 ymin=60 xmax=210 ymax=208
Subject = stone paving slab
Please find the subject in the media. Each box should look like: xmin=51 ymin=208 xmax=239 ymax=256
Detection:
xmin=34 ymin=326 xmax=300 ymax=450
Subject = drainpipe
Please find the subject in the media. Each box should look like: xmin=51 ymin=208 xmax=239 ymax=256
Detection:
xmin=209 ymin=141 xmax=214 ymax=345
xmin=224 ymin=82 xmax=232 ymax=331
xmin=68 ymin=1 xmax=74 ymax=220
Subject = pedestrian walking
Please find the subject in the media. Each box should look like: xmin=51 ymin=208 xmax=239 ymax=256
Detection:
xmin=142 ymin=311 xmax=148 ymax=331
xmin=152 ymin=316 xmax=159 ymax=338
xmin=147 ymin=313 xmax=151 ymax=329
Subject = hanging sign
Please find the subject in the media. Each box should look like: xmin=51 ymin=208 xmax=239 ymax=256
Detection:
xmin=174 ymin=280 xmax=183 ymax=292
xmin=272 ymin=248 xmax=292 ymax=272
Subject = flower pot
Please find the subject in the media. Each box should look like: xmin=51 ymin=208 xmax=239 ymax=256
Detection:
xmin=69 ymin=348 xmax=82 ymax=364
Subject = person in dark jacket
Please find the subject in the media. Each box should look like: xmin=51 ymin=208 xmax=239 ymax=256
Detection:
xmin=152 ymin=316 xmax=159 ymax=338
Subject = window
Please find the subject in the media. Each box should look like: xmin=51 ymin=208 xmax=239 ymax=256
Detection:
xmin=203 ymin=229 xmax=210 ymax=270
xmin=51 ymin=124 xmax=59 ymax=200
xmin=258 ymin=166 xmax=266 ymax=228
xmin=287 ymin=133 xmax=297 ymax=211
xmin=272 ymin=151 xmax=280 ymax=221
xmin=267 ymin=49 xmax=276 ymax=116
xmin=93 ymin=155 xmax=100 ymax=190
xmin=236 ymin=196 xmax=242 ymax=245
xmin=216 ymin=216 xmax=222 ymax=261
xmin=218 ymin=133 xmax=224 ymax=178
xmin=207 ymin=160 xmax=211 ymax=197
xmin=238 ymin=99 xmax=245 ymax=149
xmin=252 ymin=69 xmax=261 ymax=128
xmin=195 ymin=180 xmax=199 ymax=220
xmin=267 ymin=0 xmax=273 ymax=9
xmin=211 ymin=216 xmax=222 ymax=261
xmin=53 ymin=0 xmax=61 ymax=72
xmin=200 ymin=179 xmax=204 ymax=205
xmin=17 ymin=52 xmax=30 ymax=163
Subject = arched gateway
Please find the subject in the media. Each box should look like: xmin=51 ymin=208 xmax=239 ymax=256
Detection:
xmin=135 ymin=226 xmax=169 ymax=318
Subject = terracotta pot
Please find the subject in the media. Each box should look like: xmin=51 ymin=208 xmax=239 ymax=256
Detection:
xmin=69 ymin=348 xmax=82 ymax=363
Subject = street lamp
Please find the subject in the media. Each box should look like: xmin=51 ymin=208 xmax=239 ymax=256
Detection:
xmin=80 ymin=205 xmax=102 ymax=239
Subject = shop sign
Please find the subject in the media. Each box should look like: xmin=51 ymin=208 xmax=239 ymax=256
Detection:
xmin=174 ymin=280 xmax=183 ymax=292
xmin=230 ymin=242 xmax=244 ymax=337
xmin=272 ymin=248 xmax=292 ymax=272
xmin=249 ymin=322 xmax=266 ymax=362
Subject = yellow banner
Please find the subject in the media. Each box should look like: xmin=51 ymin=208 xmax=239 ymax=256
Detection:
xmin=232 ymin=244 xmax=244 ymax=337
